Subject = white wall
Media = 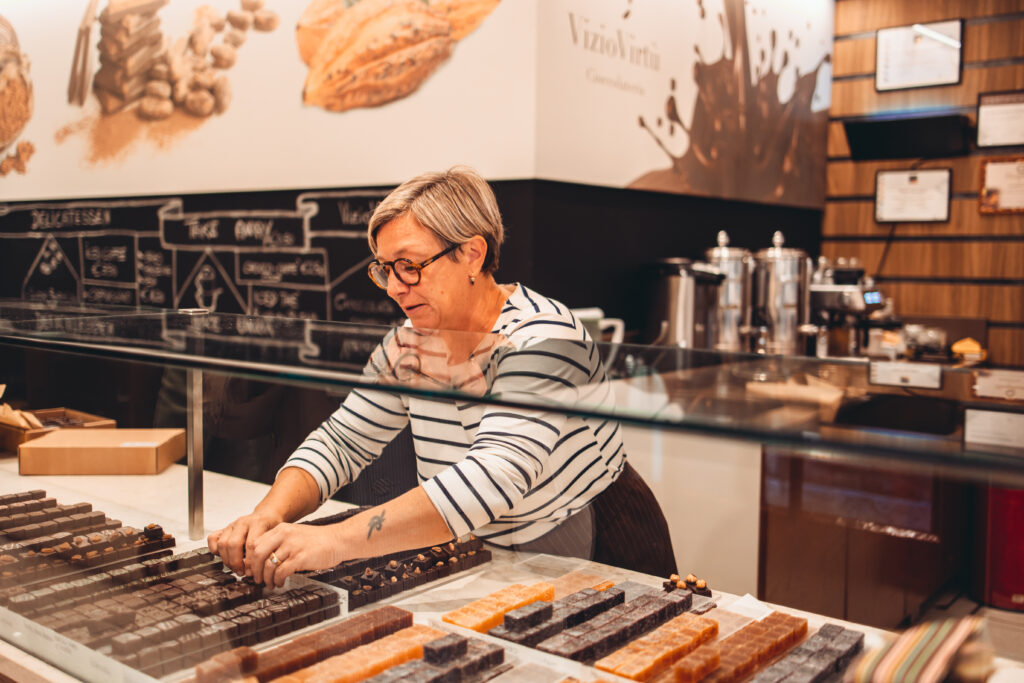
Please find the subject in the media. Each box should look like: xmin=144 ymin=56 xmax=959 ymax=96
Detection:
xmin=621 ymin=424 xmax=763 ymax=596
xmin=1 ymin=0 xmax=537 ymax=200
xmin=2 ymin=0 xmax=830 ymax=207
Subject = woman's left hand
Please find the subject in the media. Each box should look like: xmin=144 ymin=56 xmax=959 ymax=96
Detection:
xmin=247 ymin=522 xmax=343 ymax=588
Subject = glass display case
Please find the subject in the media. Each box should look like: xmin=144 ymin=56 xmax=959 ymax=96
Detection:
xmin=0 ymin=299 xmax=1022 ymax=682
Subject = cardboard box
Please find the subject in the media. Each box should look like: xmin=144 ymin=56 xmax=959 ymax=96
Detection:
xmin=18 ymin=428 xmax=185 ymax=475
xmin=0 ymin=407 xmax=116 ymax=453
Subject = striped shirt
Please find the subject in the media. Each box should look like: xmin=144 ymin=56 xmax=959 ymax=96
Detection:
xmin=282 ymin=284 xmax=626 ymax=546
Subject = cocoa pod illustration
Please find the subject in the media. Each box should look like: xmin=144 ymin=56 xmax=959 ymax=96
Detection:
xmin=304 ymin=0 xmax=454 ymax=112
xmin=296 ymin=0 xmax=347 ymax=66
xmin=428 ymin=0 xmax=499 ymax=40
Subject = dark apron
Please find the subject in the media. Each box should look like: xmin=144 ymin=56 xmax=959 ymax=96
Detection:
xmin=510 ymin=461 xmax=677 ymax=577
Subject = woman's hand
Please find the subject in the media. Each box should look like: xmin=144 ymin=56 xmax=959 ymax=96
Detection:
xmin=207 ymin=511 xmax=283 ymax=576
xmin=247 ymin=522 xmax=344 ymax=588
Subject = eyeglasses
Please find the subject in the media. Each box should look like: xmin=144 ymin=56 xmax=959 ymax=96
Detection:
xmin=367 ymin=243 xmax=459 ymax=289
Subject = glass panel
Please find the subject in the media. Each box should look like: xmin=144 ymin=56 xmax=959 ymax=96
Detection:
xmin=1 ymin=301 xmax=1021 ymax=485
xmin=2 ymin=301 xmax=1023 ymax=680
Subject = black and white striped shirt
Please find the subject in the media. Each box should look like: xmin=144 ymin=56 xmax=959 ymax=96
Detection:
xmin=282 ymin=284 xmax=626 ymax=546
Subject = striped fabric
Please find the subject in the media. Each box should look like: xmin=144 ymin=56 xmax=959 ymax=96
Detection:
xmin=283 ymin=284 xmax=626 ymax=546
xmin=850 ymin=616 xmax=984 ymax=683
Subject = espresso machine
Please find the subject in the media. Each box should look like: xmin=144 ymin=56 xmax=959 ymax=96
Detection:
xmin=751 ymin=231 xmax=816 ymax=356
xmin=809 ymin=256 xmax=886 ymax=358
xmin=704 ymin=231 xmax=753 ymax=353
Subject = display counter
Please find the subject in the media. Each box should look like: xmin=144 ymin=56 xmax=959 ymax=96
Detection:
xmin=1 ymin=301 xmax=1023 ymax=681
xmin=0 ymin=465 xmax=1021 ymax=683
xmin=1 ymin=303 xmax=1021 ymax=473
xmin=0 ymin=462 xmax=351 ymax=683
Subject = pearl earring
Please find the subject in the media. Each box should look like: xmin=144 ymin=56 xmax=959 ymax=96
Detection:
xmin=469 ymin=274 xmax=476 ymax=285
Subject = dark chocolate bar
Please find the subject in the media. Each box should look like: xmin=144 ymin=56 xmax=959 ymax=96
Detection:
xmin=423 ymin=633 xmax=469 ymax=665
xmin=536 ymin=589 xmax=686 ymax=662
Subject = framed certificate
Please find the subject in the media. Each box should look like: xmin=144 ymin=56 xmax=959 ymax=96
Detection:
xmin=980 ymin=157 xmax=1024 ymax=214
xmin=875 ymin=20 xmax=963 ymax=92
xmin=875 ymin=169 xmax=951 ymax=223
xmin=977 ymin=91 xmax=1024 ymax=148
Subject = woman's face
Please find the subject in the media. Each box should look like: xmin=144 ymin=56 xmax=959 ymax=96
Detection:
xmin=374 ymin=214 xmax=472 ymax=331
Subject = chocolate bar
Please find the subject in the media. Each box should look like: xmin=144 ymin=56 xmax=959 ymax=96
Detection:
xmin=443 ymin=581 xmax=555 ymax=633
xmin=191 ymin=594 xmax=387 ymax=682
xmin=680 ymin=611 xmax=811 ymax=683
xmin=423 ymin=632 xmax=469 ymax=665
xmin=0 ymin=490 xmax=45 ymax=505
xmin=282 ymin=625 xmax=446 ymax=682
xmin=97 ymin=25 xmax=162 ymax=63
xmin=751 ymin=623 xmax=864 ymax=683
xmin=100 ymin=14 xmax=160 ymax=60
xmin=489 ymin=586 xmax=626 ymax=648
xmin=503 ymin=600 xmax=553 ymax=631
xmin=305 ymin=536 xmax=490 ymax=609
xmin=96 ymin=38 xmax=166 ymax=80
xmin=365 ymin=636 xmax=503 ymax=683
xmin=363 ymin=659 xmax=456 ymax=683
xmin=536 ymin=590 xmax=690 ymax=662
xmin=595 ymin=611 xmax=718 ymax=680
xmin=456 ymin=639 xmax=504 ymax=679
xmin=100 ymin=0 xmax=168 ymax=23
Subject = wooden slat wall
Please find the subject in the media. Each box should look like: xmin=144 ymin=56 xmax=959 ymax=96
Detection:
xmin=821 ymin=242 xmax=1024 ymax=279
xmin=832 ymin=65 xmax=1024 ymax=117
xmin=833 ymin=18 xmax=1024 ymax=77
xmin=823 ymin=200 xmax=1024 ymax=236
xmin=835 ymin=0 xmax=1024 ymax=35
xmin=828 ymin=2 xmax=1024 ymax=367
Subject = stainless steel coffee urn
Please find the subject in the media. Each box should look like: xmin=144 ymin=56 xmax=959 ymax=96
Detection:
xmin=651 ymin=258 xmax=725 ymax=348
xmin=704 ymin=230 xmax=753 ymax=353
xmin=752 ymin=231 xmax=814 ymax=356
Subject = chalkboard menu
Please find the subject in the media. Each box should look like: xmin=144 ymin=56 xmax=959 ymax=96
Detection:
xmin=0 ymin=190 xmax=402 ymax=328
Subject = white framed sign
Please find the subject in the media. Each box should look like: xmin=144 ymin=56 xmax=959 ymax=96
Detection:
xmin=875 ymin=20 xmax=963 ymax=92
xmin=875 ymin=168 xmax=951 ymax=223
xmin=978 ymin=91 xmax=1024 ymax=148
xmin=869 ymin=361 xmax=943 ymax=390
xmin=980 ymin=157 xmax=1024 ymax=214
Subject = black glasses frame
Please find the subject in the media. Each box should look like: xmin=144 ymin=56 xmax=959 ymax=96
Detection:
xmin=367 ymin=243 xmax=460 ymax=289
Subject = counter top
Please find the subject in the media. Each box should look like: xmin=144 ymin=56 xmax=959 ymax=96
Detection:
xmin=0 ymin=456 xmax=355 ymax=682
xmin=0 ymin=456 xmax=352 ymax=552
xmin=1 ymin=461 xmax=1022 ymax=682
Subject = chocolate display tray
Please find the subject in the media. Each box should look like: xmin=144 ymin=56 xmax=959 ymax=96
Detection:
xmin=1 ymin=572 xmax=346 ymax=683
xmin=301 ymin=506 xmax=493 ymax=610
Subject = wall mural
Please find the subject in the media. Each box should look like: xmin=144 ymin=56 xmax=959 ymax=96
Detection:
xmin=0 ymin=1 xmax=832 ymax=323
xmin=631 ymin=0 xmax=831 ymax=205
xmin=298 ymin=0 xmax=499 ymax=112
xmin=535 ymin=0 xmax=833 ymax=209
xmin=0 ymin=0 xmax=531 ymax=200
xmin=0 ymin=0 xmax=831 ymax=207
xmin=0 ymin=14 xmax=34 ymax=177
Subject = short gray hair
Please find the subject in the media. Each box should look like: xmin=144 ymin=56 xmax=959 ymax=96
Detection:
xmin=368 ymin=165 xmax=505 ymax=273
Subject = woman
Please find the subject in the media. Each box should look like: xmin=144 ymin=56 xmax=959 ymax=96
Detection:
xmin=209 ymin=166 xmax=675 ymax=587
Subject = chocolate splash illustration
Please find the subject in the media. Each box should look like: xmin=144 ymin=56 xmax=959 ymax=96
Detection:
xmin=630 ymin=0 xmax=829 ymax=207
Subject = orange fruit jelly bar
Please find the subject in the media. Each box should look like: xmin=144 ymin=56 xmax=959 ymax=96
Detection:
xmin=673 ymin=645 xmax=721 ymax=683
xmin=595 ymin=613 xmax=719 ymax=681
xmin=442 ymin=582 xmax=555 ymax=633
xmin=285 ymin=624 xmax=445 ymax=683
xmin=674 ymin=610 xmax=808 ymax=683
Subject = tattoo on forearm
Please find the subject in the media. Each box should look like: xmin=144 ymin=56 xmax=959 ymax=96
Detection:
xmin=367 ymin=509 xmax=386 ymax=540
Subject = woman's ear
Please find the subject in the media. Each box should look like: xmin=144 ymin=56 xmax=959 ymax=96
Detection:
xmin=460 ymin=235 xmax=489 ymax=273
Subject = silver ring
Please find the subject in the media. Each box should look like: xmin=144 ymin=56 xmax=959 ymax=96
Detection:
xmin=269 ymin=551 xmax=280 ymax=565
